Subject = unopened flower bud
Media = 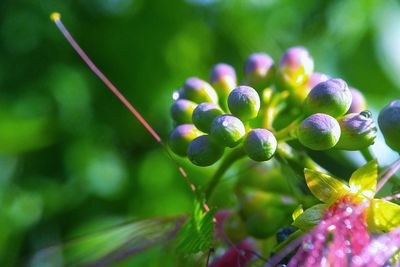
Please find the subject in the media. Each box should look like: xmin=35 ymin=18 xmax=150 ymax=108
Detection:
xmin=335 ymin=112 xmax=377 ymax=150
xmin=179 ymin=77 xmax=218 ymax=104
xmin=228 ymin=86 xmax=261 ymax=121
xmin=297 ymin=113 xmax=341 ymax=151
xmin=304 ymin=78 xmax=352 ymax=117
xmin=169 ymin=124 xmax=203 ymax=157
xmin=308 ymin=72 xmax=330 ymax=89
xmin=244 ymin=52 xmax=274 ymax=91
xmin=210 ymin=114 xmax=246 ymax=148
xmin=210 ymin=63 xmax=237 ymax=99
xmin=170 ymin=99 xmax=197 ymax=125
xmin=192 ymin=102 xmax=224 ymax=133
xmin=347 ymin=87 xmax=367 ymax=114
xmin=243 ymin=129 xmax=277 ymax=161
xmin=278 ymin=46 xmax=314 ymax=87
xmin=378 ymin=100 xmax=400 ymax=151
xmin=187 ymin=135 xmax=224 ymax=166
xmin=290 ymin=72 xmax=330 ymax=105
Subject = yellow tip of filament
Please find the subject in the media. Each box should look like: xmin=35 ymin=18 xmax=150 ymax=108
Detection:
xmin=50 ymin=12 xmax=61 ymax=21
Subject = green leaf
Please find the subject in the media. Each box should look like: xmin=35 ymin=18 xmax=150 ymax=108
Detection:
xmin=176 ymin=199 xmax=215 ymax=254
xmin=304 ymin=168 xmax=349 ymax=204
xmin=367 ymin=198 xmax=400 ymax=233
xmin=349 ymin=160 xmax=378 ymax=198
xmin=292 ymin=205 xmax=303 ymax=221
xmin=292 ymin=204 xmax=328 ymax=231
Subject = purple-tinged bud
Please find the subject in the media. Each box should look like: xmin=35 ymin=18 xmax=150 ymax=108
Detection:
xmin=179 ymin=77 xmax=218 ymax=104
xmin=169 ymin=124 xmax=203 ymax=157
xmin=290 ymin=72 xmax=330 ymax=105
xmin=244 ymin=52 xmax=275 ymax=91
xmin=210 ymin=114 xmax=246 ymax=148
xmin=308 ymin=72 xmax=330 ymax=89
xmin=210 ymin=63 xmax=237 ymax=97
xmin=304 ymin=78 xmax=352 ymax=117
xmin=335 ymin=112 xmax=377 ymax=150
xmin=243 ymin=129 xmax=277 ymax=161
xmin=278 ymin=46 xmax=314 ymax=87
xmin=170 ymin=99 xmax=197 ymax=125
xmin=187 ymin=135 xmax=224 ymax=166
xmin=378 ymin=100 xmax=400 ymax=151
xmin=347 ymin=87 xmax=367 ymax=114
xmin=228 ymin=86 xmax=261 ymax=121
xmin=192 ymin=102 xmax=224 ymax=133
xmin=297 ymin=113 xmax=341 ymax=151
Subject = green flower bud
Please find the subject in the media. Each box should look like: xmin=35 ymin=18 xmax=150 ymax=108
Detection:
xmin=187 ymin=135 xmax=225 ymax=166
xmin=243 ymin=129 xmax=277 ymax=161
xmin=347 ymin=87 xmax=367 ymax=114
xmin=278 ymin=46 xmax=314 ymax=88
xmin=210 ymin=114 xmax=246 ymax=148
xmin=228 ymin=86 xmax=260 ymax=121
xmin=169 ymin=124 xmax=203 ymax=157
xmin=290 ymin=72 xmax=330 ymax=105
xmin=179 ymin=77 xmax=218 ymax=104
xmin=192 ymin=102 xmax=224 ymax=133
xmin=378 ymin=100 xmax=400 ymax=151
xmin=170 ymin=99 xmax=197 ymax=125
xmin=335 ymin=111 xmax=377 ymax=150
xmin=244 ymin=53 xmax=275 ymax=91
xmin=304 ymin=78 xmax=352 ymax=117
xmin=210 ymin=63 xmax=237 ymax=99
xmin=297 ymin=113 xmax=341 ymax=151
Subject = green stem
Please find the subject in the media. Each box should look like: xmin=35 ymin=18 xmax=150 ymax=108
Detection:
xmin=274 ymin=117 xmax=302 ymax=142
xmin=360 ymin=147 xmax=375 ymax=162
xmin=262 ymin=90 xmax=289 ymax=129
xmin=204 ymin=147 xmax=246 ymax=200
xmin=271 ymin=229 xmax=303 ymax=254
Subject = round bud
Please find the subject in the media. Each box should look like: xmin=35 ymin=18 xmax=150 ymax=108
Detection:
xmin=210 ymin=115 xmax=246 ymax=148
xmin=243 ymin=129 xmax=277 ymax=161
xmin=192 ymin=102 xmax=224 ymax=133
xmin=308 ymin=72 xmax=330 ymax=89
xmin=179 ymin=77 xmax=218 ymax=104
xmin=297 ymin=113 xmax=341 ymax=151
xmin=210 ymin=63 xmax=237 ymax=97
xmin=276 ymin=226 xmax=298 ymax=244
xmin=289 ymin=72 xmax=330 ymax=105
xmin=278 ymin=46 xmax=314 ymax=87
xmin=187 ymin=135 xmax=225 ymax=166
xmin=228 ymin=86 xmax=260 ymax=121
xmin=304 ymin=78 xmax=352 ymax=117
xmin=169 ymin=124 xmax=203 ymax=157
xmin=244 ymin=52 xmax=274 ymax=90
xmin=378 ymin=100 xmax=400 ymax=151
xmin=347 ymin=87 xmax=367 ymax=114
xmin=335 ymin=112 xmax=377 ymax=150
xmin=170 ymin=99 xmax=197 ymax=125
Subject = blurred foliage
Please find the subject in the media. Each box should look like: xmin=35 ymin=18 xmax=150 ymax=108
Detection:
xmin=1 ymin=0 xmax=400 ymax=266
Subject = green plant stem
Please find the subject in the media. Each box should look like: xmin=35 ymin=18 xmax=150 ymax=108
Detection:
xmin=271 ymin=229 xmax=303 ymax=254
xmin=262 ymin=90 xmax=289 ymax=129
xmin=360 ymin=147 xmax=375 ymax=162
xmin=274 ymin=117 xmax=302 ymax=142
xmin=204 ymin=147 xmax=246 ymax=200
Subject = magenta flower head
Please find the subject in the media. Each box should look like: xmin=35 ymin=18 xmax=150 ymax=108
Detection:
xmin=178 ymin=77 xmax=218 ymax=104
xmin=243 ymin=128 xmax=277 ymax=162
xmin=378 ymin=100 xmax=400 ymax=151
xmin=297 ymin=113 xmax=341 ymax=151
xmin=210 ymin=63 xmax=237 ymax=95
xmin=228 ymin=86 xmax=261 ymax=121
xmin=244 ymin=52 xmax=274 ymax=91
xmin=187 ymin=135 xmax=224 ymax=166
xmin=335 ymin=111 xmax=377 ymax=151
xmin=192 ymin=102 xmax=224 ymax=133
xmin=278 ymin=46 xmax=314 ymax=88
xmin=304 ymin=78 xmax=352 ymax=117
xmin=348 ymin=87 xmax=368 ymax=114
xmin=169 ymin=124 xmax=203 ymax=157
xmin=170 ymin=99 xmax=197 ymax=125
xmin=210 ymin=114 xmax=246 ymax=148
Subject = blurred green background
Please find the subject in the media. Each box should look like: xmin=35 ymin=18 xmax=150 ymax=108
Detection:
xmin=1 ymin=0 xmax=400 ymax=266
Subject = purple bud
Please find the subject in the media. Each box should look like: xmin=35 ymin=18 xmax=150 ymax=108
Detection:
xmin=228 ymin=86 xmax=261 ymax=121
xmin=307 ymin=72 xmax=330 ymax=89
xmin=187 ymin=135 xmax=225 ymax=166
xmin=169 ymin=124 xmax=203 ymax=157
xmin=378 ymin=100 xmax=400 ymax=151
xmin=279 ymin=46 xmax=314 ymax=87
xmin=210 ymin=114 xmax=246 ymax=148
xmin=209 ymin=63 xmax=237 ymax=102
xmin=192 ymin=102 xmax=224 ymax=133
xmin=244 ymin=52 xmax=274 ymax=90
xmin=179 ymin=77 xmax=218 ymax=104
xmin=347 ymin=87 xmax=367 ymax=114
xmin=170 ymin=99 xmax=197 ymax=125
xmin=243 ymin=129 xmax=277 ymax=161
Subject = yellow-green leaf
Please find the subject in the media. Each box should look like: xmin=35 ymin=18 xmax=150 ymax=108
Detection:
xmin=304 ymin=168 xmax=349 ymax=204
xmin=367 ymin=198 xmax=400 ymax=233
xmin=292 ymin=204 xmax=328 ymax=231
xmin=349 ymin=160 xmax=378 ymax=198
xmin=292 ymin=205 xmax=303 ymax=221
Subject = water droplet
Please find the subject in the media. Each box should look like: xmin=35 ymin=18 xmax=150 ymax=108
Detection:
xmin=327 ymin=224 xmax=336 ymax=232
xmin=172 ymin=90 xmax=180 ymax=100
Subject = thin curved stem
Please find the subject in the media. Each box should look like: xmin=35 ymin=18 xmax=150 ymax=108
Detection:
xmin=376 ymin=158 xmax=400 ymax=193
xmin=360 ymin=147 xmax=375 ymax=162
xmin=204 ymin=147 xmax=246 ymax=200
